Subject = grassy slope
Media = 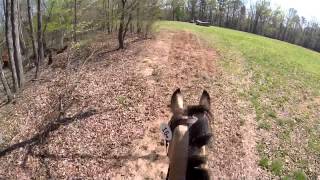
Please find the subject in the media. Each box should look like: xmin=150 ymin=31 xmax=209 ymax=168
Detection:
xmin=156 ymin=21 xmax=320 ymax=179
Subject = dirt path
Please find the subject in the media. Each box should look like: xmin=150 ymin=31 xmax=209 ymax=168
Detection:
xmin=0 ymin=31 xmax=263 ymax=179
xmin=113 ymin=31 xmax=263 ymax=179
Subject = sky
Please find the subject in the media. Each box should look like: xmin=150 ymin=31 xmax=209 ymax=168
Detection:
xmin=265 ymin=0 xmax=320 ymax=21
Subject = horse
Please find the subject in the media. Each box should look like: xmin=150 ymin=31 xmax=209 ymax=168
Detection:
xmin=166 ymin=89 xmax=213 ymax=180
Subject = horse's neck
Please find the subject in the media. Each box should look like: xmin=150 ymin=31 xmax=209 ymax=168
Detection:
xmin=168 ymin=125 xmax=189 ymax=180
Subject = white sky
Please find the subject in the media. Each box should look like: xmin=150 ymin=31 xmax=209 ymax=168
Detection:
xmin=268 ymin=0 xmax=320 ymax=21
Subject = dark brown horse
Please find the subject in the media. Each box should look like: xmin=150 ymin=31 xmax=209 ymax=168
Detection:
xmin=166 ymin=89 xmax=213 ymax=180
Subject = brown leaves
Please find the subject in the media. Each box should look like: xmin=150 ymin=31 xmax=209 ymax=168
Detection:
xmin=0 ymin=33 xmax=149 ymax=178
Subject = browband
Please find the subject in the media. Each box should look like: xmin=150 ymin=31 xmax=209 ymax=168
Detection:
xmin=169 ymin=115 xmax=199 ymax=132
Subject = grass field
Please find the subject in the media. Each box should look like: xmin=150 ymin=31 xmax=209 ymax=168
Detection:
xmin=156 ymin=21 xmax=320 ymax=179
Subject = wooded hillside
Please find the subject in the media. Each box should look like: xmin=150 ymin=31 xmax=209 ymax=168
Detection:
xmin=0 ymin=0 xmax=160 ymax=102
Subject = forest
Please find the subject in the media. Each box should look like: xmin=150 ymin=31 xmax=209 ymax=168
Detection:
xmin=0 ymin=0 xmax=160 ymax=102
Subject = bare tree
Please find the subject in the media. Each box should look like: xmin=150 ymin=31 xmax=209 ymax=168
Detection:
xmin=73 ymin=0 xmax=77 ymax=42
xmin=11 ymin=0 xmax=25 ymax=88
xmin=107 ymin=0 xmax=111 ymax=33
xmin=27 ymin=0 xmax=38 ymax=66
xmin=102 ymin=0 xmax=111 ymax=33
xmin=4 ymin=0 xmax=19 ymax=92
xmin=117 ymin=0 xmax=137 ymax=49
xmin=118 ymin=0 xmax=126 ymax=49
xmin=36 ymin=0 xmax=44 ymax=79
xmin=136 ymin=1 xmax=141 ymax=34
xmin=18 ymin=2 xmax=27 ymax=56
xmin=189 ymin=0 xmax=197 ymax=21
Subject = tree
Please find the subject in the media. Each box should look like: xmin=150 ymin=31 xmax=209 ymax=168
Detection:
xmin=27 ymin=0 xmax=38 ymax=66
xmin=73 ymin=0 xmax=77 ymax=42
xmin=117 ymin=0 xmax=137 ymax=49
xmin=188 ymin=0 xmax=197 ymax=21
xmin=199 ymin=0 xmax=207 ymax=21
xmin=170 ymin=0 xmax=186 ymax=21
xmin=11 ymin=0 xmax=25 ymax=88
xmin=4 ymin=0 xmax=19 ymax=92
xmin=36 ymin=0 xmax=44 ymax=79
xmin=102 ymin=0 xmax=111 ymax=33
xmin=252 ymin=0 xmax=271 ymax=34
xmin=207 ymin=0 xmax=217 ymax=24
xmin=217 ymin=0 xmax=226 ymax=26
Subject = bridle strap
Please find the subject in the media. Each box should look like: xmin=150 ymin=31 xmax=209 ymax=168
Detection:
xmin=169 ymin=116 xmax=198 ymax=132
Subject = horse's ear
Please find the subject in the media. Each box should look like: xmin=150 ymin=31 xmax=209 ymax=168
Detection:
xmin=171 ymin=88 xmax=184 ymax=113
xmin=199 ymin=90 xmax=210 ymax=109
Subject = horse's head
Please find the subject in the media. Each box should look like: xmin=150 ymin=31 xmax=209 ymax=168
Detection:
xmin=166 ymin=89 xmax=212 ymax=180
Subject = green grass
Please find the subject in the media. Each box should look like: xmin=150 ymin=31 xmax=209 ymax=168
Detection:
xmin=156 ymin=21 xmax=320 ymax=178
xmin=259 ymin=157 xmax=270 ymax=169
xmin=293 ymin=170 xmax=308 ymax=180
xmin=270 ymin=159 xmax=284 ymax=176
xmin=258 ymin=121 xmax=271 ymax=130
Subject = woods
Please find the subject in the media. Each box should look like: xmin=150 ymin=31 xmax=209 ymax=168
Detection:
xmin=163 ymin=0 xmax=320 ymax=52
xmin=0 ymin=0 xmax=160 ymax=102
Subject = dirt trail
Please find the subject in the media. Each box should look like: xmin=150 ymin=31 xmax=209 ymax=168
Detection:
xmin=114 ymin=31 xmax=262 ymax=179
xmin=0 ymin=31 xmax=262 ymax=179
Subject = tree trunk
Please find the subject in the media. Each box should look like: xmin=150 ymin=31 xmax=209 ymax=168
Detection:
xmin=136 ymin=4 xmax=141 ymax=34
xmin=27 ymin=0 xmax=38 ymax=66
xmin=110 ymin=1 xmax=114 ymax=32
xmin=102 ymin=0 xmax=106 ymax=31
xmin=118 ymin=12 xmax=125 ymax=49
xmin=107 ymin=0 xmax=110 ymax=33
xmin=123 ymin=14 xmax=132 ymax=41
xmin=11 ymin=0 xmax=25 ymax=88
xmin=36 ymin=0 xmax=43 ymax=79
xmin=253 ymin=14 xmax=259 ymax=33
xmin=172 ymin=8 xmax=175 ymax=21
xmin=19 ymin=21 xmax=27 ymax=56
xmin=4 ymin=0 xmax=19 ymax=92
xmin=103 ymin=0 xmax=110 ymax=33
xmin=231 ymin=4 xmax=236 ymax=27
xmin=0 ymin=57 xmax=13 ymax=102
xmin=225 ymin=5 xmax=230 ymax=27
xmin=73 ymin=0 xmax=77 ymax=42
xmin=118 ymin=0 xmax=126 ymax=49
xmin=191 ymin=2 xmax=196 ymax=21
xmin=18 ymin=2 xmax=27 ymax=56
xmin=110 ymin=0 xmax=114 ymax=32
